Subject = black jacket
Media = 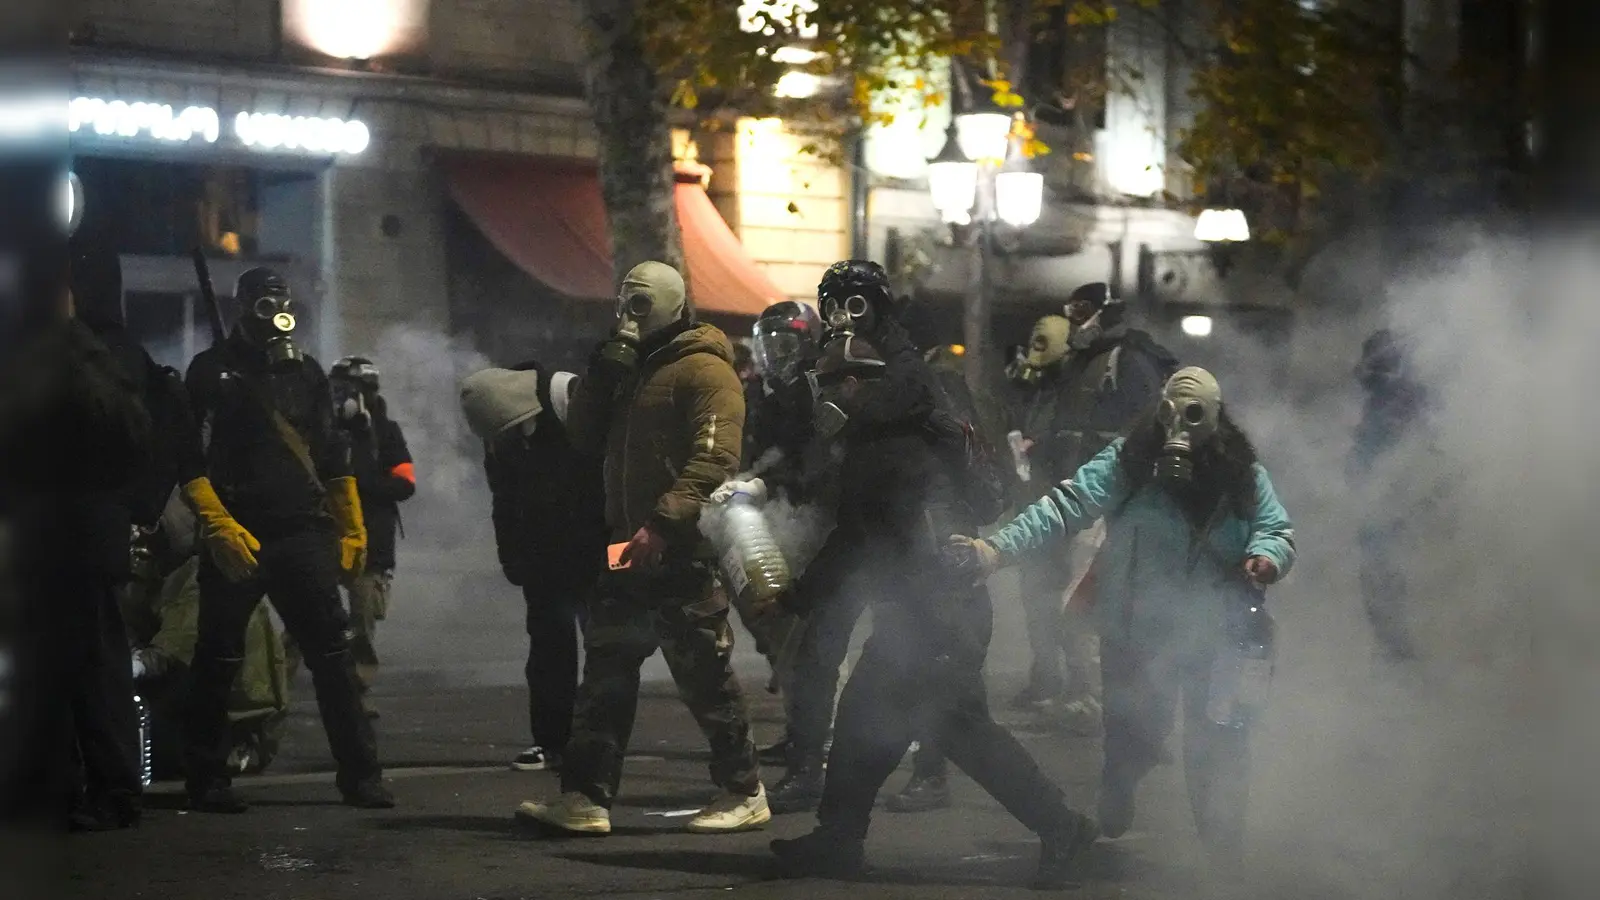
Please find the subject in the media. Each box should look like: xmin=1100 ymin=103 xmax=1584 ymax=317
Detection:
xmin=1009 ymin=327 xmax=1169 ymax=490
xmin=482 ymin=363 xmax=607 ymax=589
xmin=742 ymin=376 xmax=818 ymax=503
xmin=180 ymin=335 xmax=350 ymax=540
xmin=343 ymin=401 xmax=414 ymax=571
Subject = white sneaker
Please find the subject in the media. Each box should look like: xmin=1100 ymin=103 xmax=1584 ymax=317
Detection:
xmin=686 ymin=784 xmax=771 ymax=833
xmin=514 ymin=792 xmax=611 ymax=835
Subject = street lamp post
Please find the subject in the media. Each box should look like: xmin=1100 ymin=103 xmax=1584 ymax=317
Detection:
xmin=927 ymin=117 xmax=1042 ymax=387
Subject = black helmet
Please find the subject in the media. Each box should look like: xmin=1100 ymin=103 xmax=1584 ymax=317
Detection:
xmin=1064 ymin=281 xmax=1116 ymax=324
xmin=753 ymin=301 xmax=822 ymax=385
xmin=235 ymin=267 xmax=290 ymax=306
xmin=331 ymin=356 xmax=380 ymax=391
xmin=817 ymin=259 xmax=893 ymax=338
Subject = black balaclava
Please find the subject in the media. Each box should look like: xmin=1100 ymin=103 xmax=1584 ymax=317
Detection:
xmin=233 ymin=267 xmax=302 ymax=369
xmin=817 ymin=259 xmax=893 ymax=345
xmin=1064 ymin=281 xmax=1126 ymax=351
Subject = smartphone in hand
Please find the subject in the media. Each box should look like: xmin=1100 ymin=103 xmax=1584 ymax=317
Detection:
xmin=607 ymin=542 xmax=632 ymax=571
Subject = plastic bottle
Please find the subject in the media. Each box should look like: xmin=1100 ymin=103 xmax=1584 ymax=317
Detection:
xmin=715 ymin=481 xmax=791 ymax=607
xmin=1206 ymin=588 xmax=1276 ymax=728
xmin=135 ymin=693 xmax=153 ymax=787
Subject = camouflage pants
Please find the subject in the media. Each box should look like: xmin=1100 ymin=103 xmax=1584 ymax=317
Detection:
xmin=561 ymin=560 xmax=760 ymax=808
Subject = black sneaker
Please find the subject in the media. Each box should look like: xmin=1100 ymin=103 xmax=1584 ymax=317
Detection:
xmin=1033 ymin=812 xmax=1100 ymax=889
xmin=1097 ymin=769 xmax=1137 ymax=839
xmin=770 ymin=828 xmax=866 ymax=879
xmin=885 ymin=774 xmax=951 ymax=813
xmin=757 ymin=736 xmax=792 ymax=766
xmin=341 ymin=777 xmax=395 ymax=809
xmin=187 ymin=782 xmax=249 ymax=814
xmin=512 ymin=745 xmax=560 ymax=772
xmin=768 ymin=767 xmax=825 ymax=814
xmin=68 ymin=793 xmax=141 ymax=831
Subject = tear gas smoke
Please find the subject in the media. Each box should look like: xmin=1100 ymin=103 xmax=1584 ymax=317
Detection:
xmin=1165 ymin=230 xmax=1595 ymax=899
xmin=699 ymin=448 xmax=835 ymax=579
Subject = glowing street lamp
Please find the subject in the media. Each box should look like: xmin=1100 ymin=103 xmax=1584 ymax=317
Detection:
xmin=927 ymin=123 xmax=979 ymax=226
xmin=1194 ymin=207 xmax=1250 ymax=243
xmin=1181 ymin=315 xmax=1214 ymax=337
xmin=995 ymin=162 xmax=1044 ymax=228
xmin=955 ymin=110 xmax=1012 ymax=163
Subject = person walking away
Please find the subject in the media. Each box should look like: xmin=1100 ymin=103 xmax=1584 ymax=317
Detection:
xmin=1005 ymin=285 xmax=1175 ymax=729
xmin=461 ymin=362 xmax=606 ymax=772
xmin=769 ymin=336 xmax=1100 ymax=889
xmin=515 ymin=261 xmax=768 ymax=835
xmin=177 ymin=267 xmax=391 ymax=813
xmin=946 ymin=367 xmax=1295 ymax=861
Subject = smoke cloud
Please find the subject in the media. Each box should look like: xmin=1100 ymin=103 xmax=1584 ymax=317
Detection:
xmin=1184 ymin=230 xmax=1596 ymax=899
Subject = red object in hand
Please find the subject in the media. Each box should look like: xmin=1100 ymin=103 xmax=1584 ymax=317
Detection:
xmin=619 ymin=524 xmax=667 ymax=571
xmin=1244 ymin=555 xmax=1279 ymax=586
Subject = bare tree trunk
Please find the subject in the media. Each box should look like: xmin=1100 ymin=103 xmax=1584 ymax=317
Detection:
xmin=578 ymin=0 xmax=684 ymax=290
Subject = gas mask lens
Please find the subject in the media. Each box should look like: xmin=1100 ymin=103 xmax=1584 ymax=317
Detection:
xmin=252 ymin=296 xmax=296 ymax=333
xmin=823 ymin=294 xmax=868 ymax=330
xmin=625 ymin=292 xmax=652 ymax=317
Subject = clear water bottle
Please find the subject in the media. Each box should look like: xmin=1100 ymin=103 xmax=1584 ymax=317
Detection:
xmin=135 ymin=693 xmax=153 ymax=787
xmin=1206 ymin=588 xmax=1276 ymax=728
xmin=715 ymin=481 xmax=791 ymax=607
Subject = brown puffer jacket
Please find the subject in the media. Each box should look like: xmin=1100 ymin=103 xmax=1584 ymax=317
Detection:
xmin=570 ymin=322 xmax=746 ymax=559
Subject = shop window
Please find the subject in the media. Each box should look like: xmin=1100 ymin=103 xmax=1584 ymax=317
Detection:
xmin=73 ymin=156 xmax=317 ymax=261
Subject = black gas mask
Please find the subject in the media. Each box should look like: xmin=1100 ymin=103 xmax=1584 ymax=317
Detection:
xmin=1153 ymin=367 xmax=1222 ymax=486
xmin=234 ymin=267 xmax=301 ymax=369
xmin=806 ymin=335 xmax=887 ymax=440
xmin=331 ymin=356 xmax=380 ymax=428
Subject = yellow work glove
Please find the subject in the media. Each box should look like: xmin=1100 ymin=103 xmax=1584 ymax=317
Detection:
xmin=942 ymin=534 xmax=1002 ymax=583
xmin=325 ymin=475 xmax=368 ymax=578
xmin=181 ymin=477 xmax=261 ymax=582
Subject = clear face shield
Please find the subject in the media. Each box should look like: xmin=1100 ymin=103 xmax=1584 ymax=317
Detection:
xmin=753 ymin=327 xmax=804 ymax=385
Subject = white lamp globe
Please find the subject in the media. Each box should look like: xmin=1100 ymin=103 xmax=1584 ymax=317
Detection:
xmin=995 ymin=170 xmax=1043 ymax=227
xmin=955 ymin=111 xmax=1012 ymax=163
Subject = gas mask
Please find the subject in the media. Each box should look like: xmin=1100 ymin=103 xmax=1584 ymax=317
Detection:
xmin=1153 ymin=367 xmax=1222 ymax=485
xmin=614 ymin=261 xmax=687 ymax=344
xmin=234 ymin=268 xmax=301 ymax=369
xmin=806 ymin=335 xmax=886 ymax=441
xmin=1008 ymin=315 xmax=1071 ymax=386
xmin=1064 ymin=282 xmax=1114 ymax=351
xmin=819 ymin=292 xmax=876 ymax=340
xmin=331 ymin=379 xmax=369 ymax=426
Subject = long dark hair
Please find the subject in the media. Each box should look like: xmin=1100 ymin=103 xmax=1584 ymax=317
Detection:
xmin=1118 ymin=405 xmax=1259 ymax=520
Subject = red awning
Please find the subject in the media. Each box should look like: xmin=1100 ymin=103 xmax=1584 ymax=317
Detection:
xmin=440 ymin=152 xmax=783 ymax=316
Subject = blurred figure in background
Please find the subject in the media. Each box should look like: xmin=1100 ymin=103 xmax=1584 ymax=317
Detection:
xmin=1005 ymin=286 xmax=1176 ymax=729
xmin=324 ymin=356 xmax=416 ymax=718
xmin=1348 ymin=328 xmax=1429 ymax=662
xmin=126 ymin=489 xmax=289 ymax=779
xmin=461 ymin=362 xmax=605 ymax=773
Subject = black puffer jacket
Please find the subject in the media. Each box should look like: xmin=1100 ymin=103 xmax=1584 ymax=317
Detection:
xmin=480 ymin=362 xmax=608 ymax=587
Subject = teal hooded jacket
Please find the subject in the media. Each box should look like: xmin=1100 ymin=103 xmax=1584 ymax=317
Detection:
xmin=989 ymin=438 xmax=1296 ymax=646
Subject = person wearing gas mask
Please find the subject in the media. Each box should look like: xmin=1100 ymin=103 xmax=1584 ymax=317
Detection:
xmin=1005 ymin=288 xmax=1176 ymax=726
xmin=770 ymin=336 xmax=1100 ymax=889
xmin=732 ymin=300 xmax=825 ymax=767
xmin=945 ymin=367 xmax=1295 ymax=857
xmin=766 ymin=260 xmax=954 ymax=816
xmin=516 ymin=261 xmax=768 ymax=836
xmin=460 ymin=361 xmax=606 ymax=773
xmin=1348 ymin=329 xmax=1429 ymax=663
xmin=320 ymin=357 xmax=416 ymax=717
xmin=175 ymin=267 xmax=391 ymax=813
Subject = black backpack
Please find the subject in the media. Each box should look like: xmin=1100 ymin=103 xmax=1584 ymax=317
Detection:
xmin=925 ymin=367 xmax=1013 ymax=527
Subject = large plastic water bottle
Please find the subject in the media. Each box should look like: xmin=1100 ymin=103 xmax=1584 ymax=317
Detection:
xmin=1206 ymin=589 xmax=1276 ymax=728
xmin=715 ymin=481 xmax=791 ymax=607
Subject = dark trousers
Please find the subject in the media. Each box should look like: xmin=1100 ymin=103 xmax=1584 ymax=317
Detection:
xmin=1101 ymin=637 xmax=1250 ymax=849
xmin=1358 ymin=523 xmax=1418 ymax=661
xmin=786 ymin=586 xmax=868 ymax=767
xmin=817 ymin=595 xmax=1079 ymax=841
xmin=186 ymin=524 xmax=379 ymax=792
xmin=523 ymin=572 xmax=592 ymax=752
xmin=71 ymin=578 xmax=141 ymax=810
xmin=561 ymin=561 xmax=759 ymax=808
